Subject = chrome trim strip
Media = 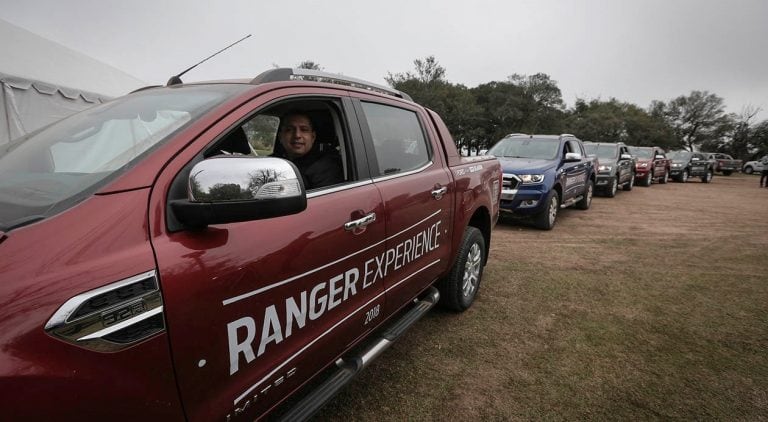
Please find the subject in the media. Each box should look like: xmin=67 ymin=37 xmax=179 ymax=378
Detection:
xmin=222 ymin=209 xmax=443 ymax=305
xmin=370 ymin=161 xmax=433 ymax=183
xmin=306 ymin=180 xmax=373 ymax=199
xmin=234 ymin=258 xmax=442 ymax=405
xmin=77 ymin=306 xmax=163 ymax=342
xmin=45 ymin=270 xmax=157 ymax=330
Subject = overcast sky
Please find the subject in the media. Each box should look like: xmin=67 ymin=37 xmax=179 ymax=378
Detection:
xmin=2 ymin=0 xmax=767 ymax=120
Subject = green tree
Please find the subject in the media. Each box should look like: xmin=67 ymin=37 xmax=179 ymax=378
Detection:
xmin=386 ymin=56 xmax=483 ymax=153
xmin=297 ymin=60 xmax=322 ymax=70
xmin=654 ymin=91 xmax=731 ymax=151
xmin=567 ymin=99 xmax=674 ymax=148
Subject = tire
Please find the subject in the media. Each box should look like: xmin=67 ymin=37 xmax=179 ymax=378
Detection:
xmin=722 ymin=170 xmax=732 ymax=176
xmin=575 ymin=180 xmax=593 ymax=210
xmin=438 ymin=226 xmax=485 ymax=312
xmin=659 ymin=170 xmax=669 ymax=184
xmin=643 ymin=170 xmax=653 ymax=187
xmin=744 ymin=166 xmax=754 ymax=174
xmin=606 ymin=177 xmax=618 ymax=198
xmin=623 ymin=173 xmax=634 ymax=191
xmin=680 ymin=169 xmax=688 ymax=183
xmin=702 ymin=169 xmax=713 ymax=183
xmin=533 ymin=190 xmax=559 ymax=230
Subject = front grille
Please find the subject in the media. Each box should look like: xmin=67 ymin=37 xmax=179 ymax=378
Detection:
xmin=502 ymin=174 xmax=520 ymax=190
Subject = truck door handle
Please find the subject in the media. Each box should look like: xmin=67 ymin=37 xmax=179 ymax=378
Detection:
xmin=431 ymin=186 xmax=448 ymax=199
xmin=344 ymin=212 xmax=376 ymax=231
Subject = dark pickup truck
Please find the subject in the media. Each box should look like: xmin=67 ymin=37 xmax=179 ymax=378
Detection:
xmin=0 ymin=68 xmax=502 ymax=421
xmin=489 ymin=133 xmax=596 ymax=230
xmin=584 ymin=141 xmax=636 ymax=197
xmin=667 ymin=151 xmax=715 ymax=183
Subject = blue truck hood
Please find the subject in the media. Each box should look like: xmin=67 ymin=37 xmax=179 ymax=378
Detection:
xmin=497 ymin=157 xmax=557 ymax=174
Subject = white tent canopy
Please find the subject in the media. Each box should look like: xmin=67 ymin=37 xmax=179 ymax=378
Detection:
xmin=1 ymin=19 xmax=146 ymax=145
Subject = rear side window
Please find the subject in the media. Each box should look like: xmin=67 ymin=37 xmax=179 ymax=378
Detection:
xmin=360 ymin=102 xmax=429 ymax=176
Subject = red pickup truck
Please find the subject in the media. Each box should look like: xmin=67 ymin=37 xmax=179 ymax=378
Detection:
xmin=0 ymin=68 xmax=501 ymax=421
xmin=629 ymin=146 xmax=671 ymax=186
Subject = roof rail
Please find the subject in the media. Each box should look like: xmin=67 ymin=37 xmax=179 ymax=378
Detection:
xmin=560 ymin=133 xmax=575 ymax=137
xmin=506 ymin=133 xmax=529 ymax=137
xmin=251 ymin=68 xmax=413 ymax=102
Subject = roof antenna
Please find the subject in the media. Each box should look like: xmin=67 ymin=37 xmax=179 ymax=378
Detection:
xmin=166 ymin=34 xmax=252 ymax=86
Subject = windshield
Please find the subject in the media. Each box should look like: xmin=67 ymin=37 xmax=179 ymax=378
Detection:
xmin=630 ymin=147 xmax=653 ymax=159
xmin=0 ymin=84 xmax=248 ymax=231
xmin=488 ymin=137 xmax=560 ymax=160
xmin=667 ymin=151 xmax=691 ymax=161
xmin=584 ymin=144 xmax=618 ymax=160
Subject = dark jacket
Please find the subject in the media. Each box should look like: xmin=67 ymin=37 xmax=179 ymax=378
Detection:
xmin=273 ymin=146 xmax=344 ymax=190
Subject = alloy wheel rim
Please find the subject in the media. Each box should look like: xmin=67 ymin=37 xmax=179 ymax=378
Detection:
xmin=462 ymin=243 xmax=482 ymax=297
xmin=548 ymin=195 xmax=558 ymax=226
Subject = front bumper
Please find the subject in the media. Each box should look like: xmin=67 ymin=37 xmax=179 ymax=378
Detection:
xmin=499 ymin=186 xmax=548 ymax=216
xmin=595 ymin=174 xmax=616 ymax=189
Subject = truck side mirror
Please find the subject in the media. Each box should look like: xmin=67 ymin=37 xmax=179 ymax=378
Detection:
xmin=171 ymin=156 xmax=307 ymax=228
xmin=564 ymin=152 xmax=582 ymax=162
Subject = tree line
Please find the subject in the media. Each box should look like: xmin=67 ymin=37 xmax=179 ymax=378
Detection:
xmin=381 ymin=56 xmax=768 ymax=160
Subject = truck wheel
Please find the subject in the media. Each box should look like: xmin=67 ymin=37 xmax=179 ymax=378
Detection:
xmin=659 ymin=170 xmax=669 ymax=184
xmin=702 ymin=170 xmax=713 ymax=183
xmin=575 ymin=180 xmax=593 ymax=210
xmin=606 ymin=177 xmax=618 ymax=198
xmin=744 ymin=166 xmax=754 ymax=174
xmin=623 ymin=174 xmax=634 ymax=191
xmin=533 ymin=190 xmax=559 ymax=230
xmin=680 ymin=170 xmax=688 ymax=183
xmin=438 ymin=226 xmax=485 ymax=312
xmin=722 ymin=170 xmax=732 ymax=176
xmin=643 ymin=170 xmax=653 ymax=187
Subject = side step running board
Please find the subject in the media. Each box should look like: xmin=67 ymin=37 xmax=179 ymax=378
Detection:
xmin=277 ymin=287 xmax=440 ymax=422
xmin=561 ymin=196 xmax=583 ymax=208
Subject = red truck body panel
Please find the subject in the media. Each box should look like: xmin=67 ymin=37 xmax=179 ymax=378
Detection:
xmin=0 ymin=190 xmax=183 ymax=421
xmin=0 ymin=77 xmax=501 ymax=421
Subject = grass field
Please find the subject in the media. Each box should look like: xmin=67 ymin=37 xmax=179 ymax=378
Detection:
xmin=315 ymin=173 xmax=768 ymax=420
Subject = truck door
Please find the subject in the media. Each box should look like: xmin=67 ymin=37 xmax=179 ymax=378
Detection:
xmin=148 ymin=91 xmax=387 ymax=421
xmin=618 ymin=145 xmax=632 ymax=183
xmin=352 ymin=97 xmax=454 ymax=315
xmin=561 ymin=139 xmax=588 ymax=201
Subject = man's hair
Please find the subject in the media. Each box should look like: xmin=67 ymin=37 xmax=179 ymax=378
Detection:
xmin=280 ymin=110 xmax=316 ymax=131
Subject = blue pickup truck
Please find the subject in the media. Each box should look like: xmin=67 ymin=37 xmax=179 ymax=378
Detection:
xmin=488 ymin=133 xmax=596 ymax=230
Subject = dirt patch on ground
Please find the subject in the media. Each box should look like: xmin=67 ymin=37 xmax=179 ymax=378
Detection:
xmin=315 ymin=173 xmax=768 ymax=421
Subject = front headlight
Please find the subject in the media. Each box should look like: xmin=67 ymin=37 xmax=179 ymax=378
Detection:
xmin=598 ymin=165 xmax=613 ymax=173
xmin=520 ymin=174 xmax=544 ymax=184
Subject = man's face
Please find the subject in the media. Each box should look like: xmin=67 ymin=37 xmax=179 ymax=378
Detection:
xmin=279 ymin=114 xmax=316 ymax=159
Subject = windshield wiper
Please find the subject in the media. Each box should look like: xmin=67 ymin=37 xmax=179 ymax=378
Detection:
xmin=0 ymin=215 xmax=46 ymax=232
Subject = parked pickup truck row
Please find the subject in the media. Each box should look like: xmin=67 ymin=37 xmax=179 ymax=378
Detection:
xmin=0 ymin=68 xmax=502 ymax=421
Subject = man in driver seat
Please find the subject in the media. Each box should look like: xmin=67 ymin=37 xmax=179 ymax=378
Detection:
xmin=272 ymin=112 xmax=343 ymax=190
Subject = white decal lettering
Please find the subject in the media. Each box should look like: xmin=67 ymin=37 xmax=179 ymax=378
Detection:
xmin=284 ymin=292 xmax=307 ymax=338
xmin=258 ymin=305 xmax=284 ymax=356
xmin=227 ymin=317 xmax=256 ymax=375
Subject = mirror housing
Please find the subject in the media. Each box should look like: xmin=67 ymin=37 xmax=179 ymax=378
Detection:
xmin=171 ymin=156 xmax=306 ymax=228
xmin=564 ymin=152 xmax=582 ymax=162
